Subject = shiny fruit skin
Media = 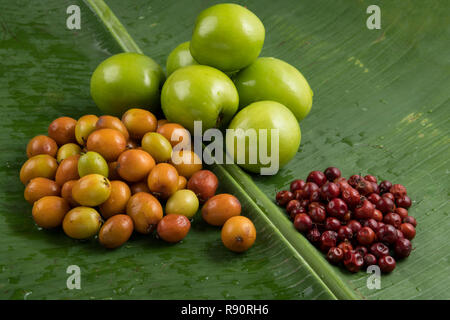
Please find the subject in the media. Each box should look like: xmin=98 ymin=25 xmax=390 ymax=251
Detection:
xmin=165 ymin=189 xmax=199 ymax=219
xmin=20 ymin=154 xmax=58 ymax=185
xmin=55 ymin=155 xmax=80 ymax=186
xmin=357 ymin=227 xmax=376 ymax=246
xmin=117 ymin=149 xmax=155 ymax=182
xmin=99 ymin=180 xmax=131 ymax=219
xmin=202 ymin=194 xmax=241 ymax=226
xmin=226 ymin=101 xmax=301 ymax=173
xmin=32 ymin=196 xmax=69 ymax=228
xmin=130 ymin=180 xmax=150 ymax=194
xmin=234 ymin=57 xmax=313 ymax=121
xmin=177 ymin=176 xmax=187 ymax=190
xmin=171 ymin=150 xmax=202 ymax=179
xmin=294 ymin=213 xmax=313 ymax=233
xmin=24 ymin=178 xmax=60 ymax=204
xmin=95 ymin=115 xmax=129 ymax=141
xmin=156 ymin=123 xmax=191 ymax=148
xmin=190 ymin=3 xmax=264 ymax=72
xmin=343 ymin=251 xmax=364 ymax=273
xmin=141 ymin=132 xmax=173 ymax=163
xmin=99 ymin=214 xmax=134 ymax=249
xmin=90 ymin=53 xmax=164 ymax=116
xmin=72 ymin=174 xmax=111 ymax=207
xmin=26 ymin=135 xmax=58 ymax=158
xmin=86 ymin=128 xmax=126 ymax=162
xmin=147 ymin=163 xmax=179 ymax=199
xmin=121 ymin=108 xmax=157 ymax=140
xmin=157 ymin=214 xmax=191 ymax=243
xmin=63 ymin=207 xmax=103 ymax=239
xmin=126 ymin=192 xmax=163 ymax=234
xmin=187 ymin=170 xmax=219 ymax=203
xmin=221 ymin=216 xmax=256 ymax=253
xmin=400 ymin=223 xmax=416 ymax=240
xmin=166 ymin=41 xmax=199 ymax=76
xmin=56 ymin=143 xmax=82 ymax=163
xmin=48 ymin=117 xmax=77 ymax=145
xmin=161 ymin=65 xmax=239 ymax=132
xmin=61 ymin=180 xmax=79 ymax=207
xmin=324 ymin=167 xmax=341 ymax=181
xmin=75 ymin=115 xmax=98 ymax=145
xmin=78 ymin=151 xmax=109 ymax=177
xmin=378 ymin=255 xmax=396 ymax=273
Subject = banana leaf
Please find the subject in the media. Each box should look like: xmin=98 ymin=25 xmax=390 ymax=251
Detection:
xmin=0 ymin=0 xmax=448 ymax=300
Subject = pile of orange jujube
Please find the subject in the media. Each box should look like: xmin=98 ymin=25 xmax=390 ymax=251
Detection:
xmin=20 ymin=108 xmax=256 ymax=251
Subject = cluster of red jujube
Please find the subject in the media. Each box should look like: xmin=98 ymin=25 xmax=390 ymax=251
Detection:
xmin=275 ymin=167 xmax=417 ymax=273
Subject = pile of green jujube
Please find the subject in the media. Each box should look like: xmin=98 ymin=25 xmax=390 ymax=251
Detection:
xmin=90 ymin=3 xmax=313 ymax=174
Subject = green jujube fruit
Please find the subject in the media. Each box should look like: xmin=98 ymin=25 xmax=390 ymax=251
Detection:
xmin=190 ymin=3 xmax=265 ymax=72
xmin=233 ymin=57 xmax=314 ymax=122
xmin=226 ymin=101 xmax=301 ymax=174
xmin=90 ymin=53 xmax=165 ymax=116
xmin=78 ymin=151 xmax=109 ymax=177
xmin=141 ymin=132 xmax=173 ymax=163
xmin=165 ymin=189 xmax=199 ymax=219
xmin=161 ymin=65 xmax=239 ymax=132
xmin=166 ymin=41 xmax=199 ymax=76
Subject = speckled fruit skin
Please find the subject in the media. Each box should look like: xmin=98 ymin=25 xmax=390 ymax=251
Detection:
xmin=234 ymin=57 xmax=313 ymax=121
xmin=166 ymin=41 xmax=199 ymax=76
xmin=161 ymin=65 xmax=239 ymax=132
xmin=90 ymin=53 xmax=165 ymax=116
xmin=190 ymin=3 xmax=265 ymax=72
xmin=226 ymin=101 xmax=301 ymax=173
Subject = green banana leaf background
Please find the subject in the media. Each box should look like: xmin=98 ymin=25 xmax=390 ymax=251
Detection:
xmin=0 ymin=0 xmax=448 ymax=300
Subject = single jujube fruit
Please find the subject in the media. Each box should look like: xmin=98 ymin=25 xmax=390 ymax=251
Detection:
xmin=26 ymin=135 xmax=58 ymax=158
xmin=99 ymin=214 xmax=134 ymax=249
xmin=320 ymin=182 xmax=340 ymax=201
xmin=319 ymin=230 xmax=338 ymax=252
xmin=327 ymin=247 xmax=344 ymax=264
xmin=326 ymin=198 xmax=348 ymax=219
xmin=383 ymin=212 xmax=402 ymax=228
xmin=202 ymin=194 xmax=241 ymax=226
xmin=306 ymin=171 xmax=327 ymax=187
xmin=394 ymin=238 xmax=412 ymax=258
xmin=187 ymin=170 xmax=218 ymax=203
xmin=221 ymin=216 xmax=256 ymax=253
xmin=378 ymin=255 xmax=396 ymax=273
xmin=294 ymin=213 xmax=312 ymax=233
xmin=324 ymin=167 xmax=341 ymax=181
xmin=157 ymin=214 xmax=191 ymax=243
